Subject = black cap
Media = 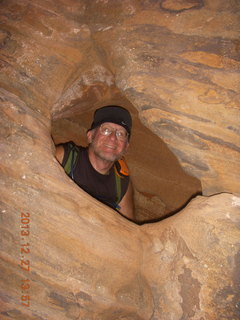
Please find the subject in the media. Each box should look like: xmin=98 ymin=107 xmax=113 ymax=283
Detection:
xmin=89 ymin=105 xmax=132 ymax=136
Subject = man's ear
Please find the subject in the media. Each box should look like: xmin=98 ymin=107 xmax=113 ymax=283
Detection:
xmin=87 ymin=130 xmax=93 ymax=143
xmin=124 ymin=141 xmax=129 ymax=153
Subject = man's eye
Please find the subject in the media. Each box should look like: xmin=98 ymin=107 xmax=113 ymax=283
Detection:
xmin=116 ymin=131 xmax=124 ymax=137
xmin=103 ymin=128 xmax=111 ymax=134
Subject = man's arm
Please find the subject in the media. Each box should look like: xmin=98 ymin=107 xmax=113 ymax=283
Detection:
xmin=55 ymin=145 xmax=64 ymax=164
xmin=118 ymin=180 xmax=135 ymax=221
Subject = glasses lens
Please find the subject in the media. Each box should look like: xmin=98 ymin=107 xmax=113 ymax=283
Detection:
xmin=116 ymin=130 xmax=128 ymax=141
xmin=100 ymin=125 xmax=128 ymax=141
xmin=100 ymin=125 xmax=111 ymax=136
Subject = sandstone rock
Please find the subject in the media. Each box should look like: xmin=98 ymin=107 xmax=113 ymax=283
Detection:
xmin=142 ymin=193 xmax=240 ymax=319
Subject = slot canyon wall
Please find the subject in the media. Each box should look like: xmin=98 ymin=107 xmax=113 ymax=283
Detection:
xmin=0 ymin=0 xmax=240 ymax=319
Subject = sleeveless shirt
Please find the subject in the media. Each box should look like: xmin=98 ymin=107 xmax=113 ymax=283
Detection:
xmin=61 ymin=143 xmax=129 ymax=210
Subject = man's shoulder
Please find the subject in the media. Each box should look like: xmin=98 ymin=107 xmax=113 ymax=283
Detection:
xmin=61 ymin=141 xmax=80 ymax=149
xmin=60 ymin=142 xmax=86 ymax=169
xmin=60 ymin=141 xmax=87 ymax=154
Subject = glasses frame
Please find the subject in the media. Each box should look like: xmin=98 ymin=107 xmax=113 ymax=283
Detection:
xmin=99 ymin=123 xmax=129 ymax=142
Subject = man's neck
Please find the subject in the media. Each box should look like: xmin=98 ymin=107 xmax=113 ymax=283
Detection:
xmin=88 ymin=148 xmax=114 ymax=175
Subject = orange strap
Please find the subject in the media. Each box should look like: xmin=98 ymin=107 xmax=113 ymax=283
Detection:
xmin=116 ymin=158 xmax=129 ymax=177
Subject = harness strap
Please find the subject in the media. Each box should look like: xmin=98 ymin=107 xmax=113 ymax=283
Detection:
xmin=114 ymin=165 xmax=122 ymax=205
xmin=114 ymin=157 xmax=129 ymax=207
xmin=63 ymin=143 xmax=79 ymax=179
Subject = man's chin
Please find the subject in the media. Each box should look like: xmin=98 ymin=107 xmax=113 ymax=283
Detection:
xmin=97 ymin=151 xmax=121 ymax=162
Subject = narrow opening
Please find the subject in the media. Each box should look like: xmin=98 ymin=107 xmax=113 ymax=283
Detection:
xmin=51 ymin=91 xmax=202 ymax=224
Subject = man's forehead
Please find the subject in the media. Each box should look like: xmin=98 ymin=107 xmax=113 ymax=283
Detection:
xmin=100 ymin=122 xmax=127 ymax=131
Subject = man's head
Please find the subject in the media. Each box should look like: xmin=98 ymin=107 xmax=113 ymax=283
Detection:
xmin=87 ymin=105 xmax=132 ymax=162
xmin=88 ymin=105 xmax=132 ymax=138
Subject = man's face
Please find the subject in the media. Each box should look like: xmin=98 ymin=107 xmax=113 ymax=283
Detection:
xmin=87 ymin=122 xmax=129 ymax=162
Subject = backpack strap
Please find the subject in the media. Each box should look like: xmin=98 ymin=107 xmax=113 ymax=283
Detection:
xmin=114 ymin=157 xmax=129 ymax=206
xmin=114 ymin=157 xmax=129 ymax=177
xmin=114 ymin=167 xmax=122 ymax=206
xmin=63 ymin=142 xmax=79 ymax=179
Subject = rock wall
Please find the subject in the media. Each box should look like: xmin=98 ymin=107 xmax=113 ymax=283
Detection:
xmin=142 ymin=194 xmax=240 ymax=320
xmin=89 ymin=0 xmax=240 ymax=195
xmin=0 ymin=0 xmax=240 ymax=319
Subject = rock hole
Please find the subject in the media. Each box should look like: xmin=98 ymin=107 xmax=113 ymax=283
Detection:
xmin=51 ymin=91 xmax=202 ymax=224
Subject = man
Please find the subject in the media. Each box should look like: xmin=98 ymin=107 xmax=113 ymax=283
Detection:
xmin=55 ymin=105 xmax=134 ymax=221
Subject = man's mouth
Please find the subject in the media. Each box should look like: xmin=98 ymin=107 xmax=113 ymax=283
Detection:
xmin=104 ymin=144 xmax=116 ymax=150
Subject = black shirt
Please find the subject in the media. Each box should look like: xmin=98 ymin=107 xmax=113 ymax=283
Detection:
xmin=62 ymin=143 xmax=129 ymax=210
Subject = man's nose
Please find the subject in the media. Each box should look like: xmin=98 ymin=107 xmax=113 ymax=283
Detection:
xmin=109 ymin=130 xmax=117 ymax=140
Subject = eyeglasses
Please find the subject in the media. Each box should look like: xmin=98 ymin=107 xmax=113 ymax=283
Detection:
xmin=99 ymin=124 xmax=128 ymax=141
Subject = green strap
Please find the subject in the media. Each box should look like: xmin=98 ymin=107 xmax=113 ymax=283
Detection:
xmin=64 ymin=144 xmax=79 ymax=178
xmin=114 ymin=166 xmax=122 ymax=205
